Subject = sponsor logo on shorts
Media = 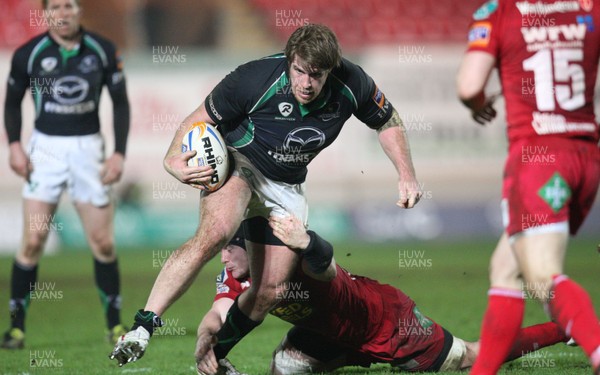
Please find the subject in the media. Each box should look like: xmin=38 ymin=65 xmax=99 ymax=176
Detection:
xmin=538 ymin=172 xmax=571 ymax=212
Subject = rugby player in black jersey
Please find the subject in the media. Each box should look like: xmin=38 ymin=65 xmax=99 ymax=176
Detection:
xmin=3 ymin=0 xmax=130 ymax=349
xmin=110 ymin=24 xmax=421 ymax=374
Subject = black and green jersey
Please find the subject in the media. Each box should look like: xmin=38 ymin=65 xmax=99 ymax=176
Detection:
xmin=206 ymin=53 xmax=393 ymax=184
xmin=5 ymin=29 xmax=128 ymax=153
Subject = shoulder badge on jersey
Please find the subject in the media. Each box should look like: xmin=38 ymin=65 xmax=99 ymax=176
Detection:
xmin=372 ymin=86 xmax=386 ymax=109
xmin=473 ymin=0 xmax=499 ymax=20
xmin=41 ymin=57 xmax=58 ymax=73
xmin=468 ymin=22 xmax=492 ymax=47
xmin=216 ymin=269 xmax=230 ymax=294
xmin=78 ymin=55 xmax=99 ymax=74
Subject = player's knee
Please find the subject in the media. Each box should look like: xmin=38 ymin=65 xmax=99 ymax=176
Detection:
xmin=523 ymin=274 xmax=553 ymax=300
xmin=88 ymin=233 xmax=115 ymax=258
xmin=22 ymin=231 xmax=49 ymax=256
xmin=271 ymin=347 xmax=313 ymax=375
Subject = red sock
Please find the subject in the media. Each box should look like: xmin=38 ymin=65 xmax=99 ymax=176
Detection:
xmin=470 ymin=288 xmax=524 ymax=375
xmin=506 ymin=322 xmax=567 ymax=361
xmin=548 ymin=275 xmax=600 ymax=366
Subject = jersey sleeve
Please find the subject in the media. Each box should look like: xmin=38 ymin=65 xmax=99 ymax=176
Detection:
xmin=466 ymin=0 xmax=502 ymax=57
xmin=102 ymin=41 xmax=127 ymax=93
xmin=342 ymin=59 xmax=394 ymax=129
xmin=214 ymin=269 xmax=244 ymax=302
xmin=7 ymin=46 xmax=31 ymax=94
xmin=205 ymin=60 xmax=266 ymax=130
xmin=4 ymin=46 xmax=30 ymax=144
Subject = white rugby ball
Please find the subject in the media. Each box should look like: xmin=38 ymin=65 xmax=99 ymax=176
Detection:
xmin=181 ymin=122 xmax=229 ymax=192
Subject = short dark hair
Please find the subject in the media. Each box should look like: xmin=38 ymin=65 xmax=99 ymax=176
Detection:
xmin=42 ymin=0 xmax=81 ymax=9
xmin=284 ymin=24 xmax=342 ymax=71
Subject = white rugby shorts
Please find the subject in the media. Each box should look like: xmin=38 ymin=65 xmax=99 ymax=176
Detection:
xmin=23 ymin=129 xmax=111 ymax=206
xmin=230 ymin=150 xmax=308 ymax=224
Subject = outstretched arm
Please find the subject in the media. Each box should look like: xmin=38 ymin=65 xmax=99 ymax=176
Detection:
xmin=196 ymin=298 xmax=235 ymax=374
xmin=456 ymin=51 xmax=498 ymax=125
xmin=376 ymin=108 xmax=422 ymax=209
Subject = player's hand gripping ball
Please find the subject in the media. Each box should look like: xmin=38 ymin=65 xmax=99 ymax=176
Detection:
xmin=182 ymin=122 xmax=229 ymax=192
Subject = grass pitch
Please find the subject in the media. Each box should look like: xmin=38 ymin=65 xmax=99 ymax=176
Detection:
xmin=1 ymin=237 xmax=599 ymax=374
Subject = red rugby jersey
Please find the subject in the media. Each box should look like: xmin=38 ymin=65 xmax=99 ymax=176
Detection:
xmin=467 ymin=0 xmax=600 ymax=143
xmin=214 ymin=265 xmax=445 ymax=369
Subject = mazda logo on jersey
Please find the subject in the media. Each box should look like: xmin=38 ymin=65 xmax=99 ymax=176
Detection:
xmin=284 ymin=127 xmax=326 ymax=151
xmin=278 ymin=102 xmax=293 ymax=117
xmin=268 ymin=127 xmax=326 ymax=164
xmin=52 ymin=76 xmax=89 ymax=104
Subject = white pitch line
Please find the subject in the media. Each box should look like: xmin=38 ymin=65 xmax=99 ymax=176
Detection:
xmin=121 ymin=368 xmax=153 ymax=373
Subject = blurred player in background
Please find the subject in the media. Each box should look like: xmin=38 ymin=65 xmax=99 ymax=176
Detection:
xmin=197 ymin=216 xmax=568 ymax=374
xmin=110 ymin=23 xmax=422 ymax=371
xmin=457 ymin=1 xmax=600 ymax=373
xmin=2 ymin=0 xmax=130 ymax=348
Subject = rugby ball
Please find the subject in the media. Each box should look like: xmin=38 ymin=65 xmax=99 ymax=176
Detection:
xmin=181 ymin=122 xmax=229 ymax=192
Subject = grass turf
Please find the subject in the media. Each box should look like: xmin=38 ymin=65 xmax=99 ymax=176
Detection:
xmin=0 ymin=237 xmax=599 ymax=374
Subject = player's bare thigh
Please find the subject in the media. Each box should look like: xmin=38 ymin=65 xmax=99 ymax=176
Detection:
xmin=144 ymin=175 xmax=251 ymax=315
xmin=512 ymin=232 xmax=567 ymax=301
xmin=239 ymin=240 xmax=299 ymax=320
xmin=196 ymin=175 xmax=252 ymax=254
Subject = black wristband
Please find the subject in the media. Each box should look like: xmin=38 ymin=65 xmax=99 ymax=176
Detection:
xmin=131 ymin=309 xmax=163 ymax=337
xmin=302 ymin=231 xmax=334 ymax=274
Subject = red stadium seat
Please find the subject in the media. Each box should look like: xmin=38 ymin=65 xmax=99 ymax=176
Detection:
xmin=371 ymin=0 xmax=404 ymax=17
xmin=329 ymin=18 xmax=365 ymax=49
xmin=248 ymin=0 xmax=479 ymax=45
